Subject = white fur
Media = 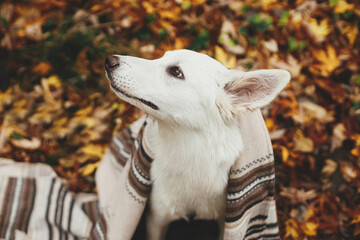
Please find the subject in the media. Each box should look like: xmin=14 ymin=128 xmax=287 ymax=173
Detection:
xmin=105 ymin=49 xmax=290 ymax=240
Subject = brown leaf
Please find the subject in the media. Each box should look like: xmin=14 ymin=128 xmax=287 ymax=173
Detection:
xmin=292 ymin=101 xmax=334 ymax=124
xmin=280 ymin=187 xmax=318 ymax=204
xmin=33 ymin=62 xmax=53 ymax=76
xmin=315 ymin=78 xmax=346 ymax=104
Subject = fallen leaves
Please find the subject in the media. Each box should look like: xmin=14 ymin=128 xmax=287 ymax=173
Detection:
xmin=0 ymin=0 xmax=359 ymax=238
xmin=293 ymin=101 xmax=334 ymax=124
xmin=33 ymin=62 xmax=53 ymax=76
xmin=294 ymin=130 xmax=314 ymax=153
xmin=0 ymin=75 xmax=138 ymax=191
xmin=214 ymin=45 xmax=236 ymax=69
xmin=310 ymin=45 xmax=340 ymax=77
xmin=308 ymin=18 xmax=331 ymax=38
xmin=11 ymin=137 xmax=41 ymax=150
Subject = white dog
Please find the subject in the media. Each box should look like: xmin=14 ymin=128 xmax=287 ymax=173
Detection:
xmin=104 ymin=49 xmax=290 ymax=240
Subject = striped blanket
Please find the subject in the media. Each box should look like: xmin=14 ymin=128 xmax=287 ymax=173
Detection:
xmin=0 ymin=109 xmax=279 ymax=240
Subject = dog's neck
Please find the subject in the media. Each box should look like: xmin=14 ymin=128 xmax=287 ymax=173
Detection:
xmin=146 ymin=117 xmax=243 ymax=168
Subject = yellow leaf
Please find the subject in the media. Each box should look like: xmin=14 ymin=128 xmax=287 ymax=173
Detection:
xmin=175 ymin=39 xmax=184 ymax=50
xmin=215 ymin=46 xmax=236 ymax=69
xmin=29 ymin=111 xmax=54 ymax=125
xmin=17 ymin=29 xmax=26 ymax=37
xmin=351 ymin=134 xmax=360 ymax=146
xmin=90 ymin=4 xmax=104 ymax=12
xmin=82 ymin=161 xmax=100 ymax=176
xmin=159 ymin=9 xmax=180 ymax=21
xmin=47 ymin=75 xmax=62 ymax=88
xmin=342 ymin=24 xmax=358 ymax=45
xmin=265 ymin=118 xmax=274 ymax=130
xmin=310 ymin=44 xmax=340 ymax=76
xmin=262 ymin=0 xmax=277 ymax=10
xmin=75 ymin=106 xmax=93 ymax=116
xmin=351 ymin=147 xmax=359 ymax=157
xmin=303 ymin=222 xmax=318 ymax=236
xmin=305 ymin=208 xmax=315 ymax=220
xmin=308 ymin=18 xmax=331 ymax=37
xmin=142 ymin=1 xmax=155 ymax=14
xmin=81 ymin=144 xmax=105 ymax=158
xmin=334 ymin=0 xmax=354 ymax=14
xmin=285 ymin=219 xmax=299 ymax=238
xmin=281 ymin=146 xmax=290 ymax=163
xmin=0 ymin=87 xmax=13 ymax=110
xmin=351 ymin=214 xmax=360 ymax=224
xmin=41 ymin=76 xmax=61 ymax=109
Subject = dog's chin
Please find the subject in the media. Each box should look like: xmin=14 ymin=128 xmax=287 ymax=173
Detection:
xmin=109 ymin=83 xmax=159 ymax=111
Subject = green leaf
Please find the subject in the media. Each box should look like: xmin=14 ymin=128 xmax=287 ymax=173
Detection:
xmin=355 ymin=74 xmax=360 ymax=85
xmin=344 ymin=10 xmax=354 ymax=19
xmin=332 ymin=13 xmax=340 ymax=20
xmin=1 ymin=17 xmax=8 ymax=27
xmin=189 ymin=24 xmax=197 ymax=35
xmin=353 ymin=101 xmax=360 ymax=111
xmin=249 ymin=36 xmax=258 ymax=45
xmin=159 ymin=28 xmax=168 ymax=39
xmin=146 ymin=13 xmax=156 ymax=23
xmin=288 ymin=37 xmax=298 ymax=51
xmin=181 ymin=2 xmax=191 ymax=10
xmin=241 ymin=5 xmax=249 ymax=14
xmin=248 ymin=14 xmax=272 ymax=32
xmin=279 ymin=11 xmax=289 ymax=26
xmin=228 ymin=38 xmax=237 ymax=46
xmin=298 ymin=41 xmax=307 ymax=50
xmin=187 ymin=29 xmax=210 ymax=50
xmin=246 ymin=62 xmax=253 ymax=69
xmin=239 ymin=26 xmax=248 ymax=35
xmin=329 ymin=0 xmax=338 ymax=7
xmin=10 ymin=133 xmax=23 ymax=140
xmin=218 ymin=36 xmax=224 ymax=44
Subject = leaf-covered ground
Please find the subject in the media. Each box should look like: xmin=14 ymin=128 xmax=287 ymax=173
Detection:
xmin=0 ymin=0 xmax=359 ymax=239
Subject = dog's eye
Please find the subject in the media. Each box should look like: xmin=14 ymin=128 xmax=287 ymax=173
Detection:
xmin=168 ymin=66 xmax=184 ymax=79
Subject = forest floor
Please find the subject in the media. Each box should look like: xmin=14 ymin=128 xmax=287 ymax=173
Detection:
xmin=0 ymin=0 xmax=360 ymax=239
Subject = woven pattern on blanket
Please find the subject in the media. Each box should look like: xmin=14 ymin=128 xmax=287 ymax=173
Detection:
xmin=0 ymin=159 xmax=108 ymax=240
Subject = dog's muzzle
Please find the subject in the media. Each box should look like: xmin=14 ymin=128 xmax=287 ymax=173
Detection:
xmin=104 ymin=55 xmax=160 ymax=111
xmin=105 ymin=55 xmax=120 ymax=71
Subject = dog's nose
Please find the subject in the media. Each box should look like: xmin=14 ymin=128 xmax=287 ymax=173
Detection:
xmin=105 ymin=55 xmax=120 ymax=70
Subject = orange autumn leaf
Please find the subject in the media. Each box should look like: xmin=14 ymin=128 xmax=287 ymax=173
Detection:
xmin=303 ymin=222 xmax=318 ymax=236
xmin=285 ymin=219 xmax=300 ymax=238
xmin=81 ymin=161 xmax=100 ymax=176
xmin=310 ymin=44 xmax=340 ymax=77
xmin=33 ymin=62 xmax=53 ymax=76
xmin=342 ymin=24 xmax=358 ymax=45
xmin=334 ymin=0 xmax=354 ymax=13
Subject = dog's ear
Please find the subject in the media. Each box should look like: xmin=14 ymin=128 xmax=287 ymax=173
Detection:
xmin=217 ymin=69 xmax=290 ymax=121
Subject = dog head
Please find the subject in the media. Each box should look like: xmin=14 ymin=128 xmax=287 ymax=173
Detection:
xmin=105 ymin=49 xmax=290 ymax=128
